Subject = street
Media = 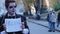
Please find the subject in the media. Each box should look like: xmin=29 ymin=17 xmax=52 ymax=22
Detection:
xmin=27 ymin=19 xmax=60 ymax=34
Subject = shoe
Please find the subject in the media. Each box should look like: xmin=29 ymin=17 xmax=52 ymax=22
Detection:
xmin=57 ymin=25 xmax=59 ymax=27
xmin=53 ymin=31 xmax=55 ymax=32
xmin=48 ymin=30 xmax=52 ymax=32
xmin=57 ymin=25 xmax=58 ymax=27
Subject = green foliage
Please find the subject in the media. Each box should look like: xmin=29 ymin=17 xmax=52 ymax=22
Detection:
xmin=28 ymin=0 xmax=34 ymax=3
xmin=50 ymin=2 xmax=60 ymax=11
xmin=54 ymin=2 xmax=60 ymax=11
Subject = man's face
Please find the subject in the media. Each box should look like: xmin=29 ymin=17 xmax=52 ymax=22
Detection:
xmin=8 ymin=2 xmax=16 ymax=15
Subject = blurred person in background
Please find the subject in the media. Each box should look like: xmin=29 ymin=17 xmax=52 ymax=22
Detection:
xmin=47 ymin=10 xmax=56 ymax=32
xmin=57 ymin=10 xmax=60 ymax=27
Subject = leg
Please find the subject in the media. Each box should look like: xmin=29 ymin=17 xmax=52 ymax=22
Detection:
xmin=57 ymin=21 xmax=60 ymax=27
xmin=15 ymin=31 xmax=22 ymax=34
xmin=48 ymin=22 xmax=52 ymax=32
xmin=52 ymin=22 xmax=55 ymax=32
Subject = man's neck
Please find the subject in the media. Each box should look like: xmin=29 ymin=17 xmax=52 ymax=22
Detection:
xmin=8 ymin=13 xmax=16 ymax=16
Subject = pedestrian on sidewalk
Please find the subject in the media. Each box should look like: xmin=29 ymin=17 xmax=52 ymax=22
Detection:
xmin=57 ymin=10 xmax=60 ymax=27
xmin=47 ymin=10 xmax=56 ymax=32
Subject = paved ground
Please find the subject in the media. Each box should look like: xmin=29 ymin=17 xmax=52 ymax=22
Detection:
xmin=27 ymin=19 xmax=60 ymax=34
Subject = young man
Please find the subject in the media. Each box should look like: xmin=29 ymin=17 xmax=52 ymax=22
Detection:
xmin=0 ymin=0 xmax=29 ymax=34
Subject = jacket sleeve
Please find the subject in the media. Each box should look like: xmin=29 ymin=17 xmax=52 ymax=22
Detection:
xmin=21 ymin=16 xmax=29 ymax=29
xmin=0 ymin=15 xmax=4 ymax=32
xmin=57 ymin=13 xmax=60 ymax=21
xmin=21 ymin=16 xmax=26 ymax=22
xmin=47 ymin=14 xmax=49 ymax=21
xmin=0 ymin=16 xmax=3 ymax=26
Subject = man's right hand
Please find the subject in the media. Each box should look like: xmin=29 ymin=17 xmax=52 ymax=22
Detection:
xmin=3 ymin=24 xmax=6 ymax=30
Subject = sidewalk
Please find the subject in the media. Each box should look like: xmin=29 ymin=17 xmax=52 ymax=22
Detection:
xmin=27 ymin=18 xmax=60 ymax=32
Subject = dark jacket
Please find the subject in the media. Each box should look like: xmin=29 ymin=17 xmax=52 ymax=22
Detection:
xmin=57 ymin=12 xmax=60 ymax=21
xmin=0 ymin=13 xmax=29 ymax=32
xmin=47 ymin=13 xmax=49 ymax=22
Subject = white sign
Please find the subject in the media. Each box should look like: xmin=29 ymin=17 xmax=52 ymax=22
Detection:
xmin=5 ymin=18 xmax=22 ymax=32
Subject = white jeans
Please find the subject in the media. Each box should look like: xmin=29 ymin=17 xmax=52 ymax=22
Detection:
xmin=23 ymin=28 xmax=29 ymax=34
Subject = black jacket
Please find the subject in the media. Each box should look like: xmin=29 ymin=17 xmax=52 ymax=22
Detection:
xmin=57 ymin=13 xmax=60 ymax=21
xmin=0 ymin=13 xmax=29 ymax=32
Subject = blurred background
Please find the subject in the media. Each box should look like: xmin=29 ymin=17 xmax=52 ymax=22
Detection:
xmin=0 ymin=0 xmax=60 ymax=34
xmin=0 ymin=0 xmax=60 ymax=19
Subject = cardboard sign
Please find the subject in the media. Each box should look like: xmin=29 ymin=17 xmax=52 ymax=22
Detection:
xmin=5 ymin=18 xmax=22 ymax=32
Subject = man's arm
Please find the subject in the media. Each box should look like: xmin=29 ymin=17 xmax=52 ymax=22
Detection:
xmin=0 ymin=15 xmax=5 ymax=32
xmin=0 ymin=15 xmax=3 ymax=26
xmin=0 ymin=15 xmax=6 ymax=30
xmin=21 ymin=16 xmax=26 ymax=29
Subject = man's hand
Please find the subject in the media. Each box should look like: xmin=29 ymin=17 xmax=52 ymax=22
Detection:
xmin=3 ymin=24 xmax=6 ymax=30
xmin=22 ymin=22 xmax=25 ymax=29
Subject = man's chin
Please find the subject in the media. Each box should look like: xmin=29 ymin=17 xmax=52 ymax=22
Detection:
xmin=11 ymin=12 xmax=15 ymax=14
xmin=12 ymin=11 xmax=15 ymax=12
